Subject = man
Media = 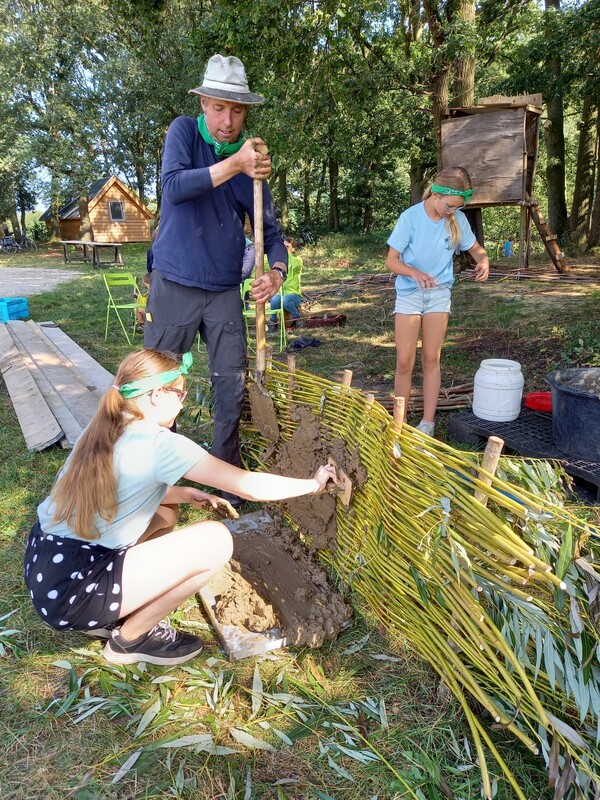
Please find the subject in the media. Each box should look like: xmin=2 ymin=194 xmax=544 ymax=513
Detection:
xmin=145 ymin=54 xmax=287 ymax=507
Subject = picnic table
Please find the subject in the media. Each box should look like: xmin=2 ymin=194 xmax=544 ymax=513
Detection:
xmin=61 ymin=240 xmax=123 ymax=268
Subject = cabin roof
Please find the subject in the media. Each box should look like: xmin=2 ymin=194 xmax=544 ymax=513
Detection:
xmin=40 ymin=176 xmax=152 ymax=221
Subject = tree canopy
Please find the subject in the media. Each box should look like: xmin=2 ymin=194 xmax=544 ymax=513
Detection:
xmin=1 ymin=0 xmax=599 ymax=247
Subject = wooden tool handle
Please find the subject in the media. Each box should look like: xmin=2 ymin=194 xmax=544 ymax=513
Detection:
xmin=252 ymin=142 xmax=270 ymax=378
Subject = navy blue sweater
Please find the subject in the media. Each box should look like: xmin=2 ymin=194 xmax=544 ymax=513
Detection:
xmin=153 ymin=116 xmax=286 ymax=291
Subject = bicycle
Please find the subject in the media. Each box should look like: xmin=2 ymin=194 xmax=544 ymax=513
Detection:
xmin=296 ymin=225 xmax=316 ymax=247
xmin=18 ymin=234 xmax=38 ymax=252
xmin=0 ymin=236 xmax=18 ymax=254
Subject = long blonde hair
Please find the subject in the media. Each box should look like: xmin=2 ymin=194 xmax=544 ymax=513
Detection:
xmin=424 ymin=166 xmax=472 ymax=250
xmin=50 ymin=349 xmax=182 ymax=540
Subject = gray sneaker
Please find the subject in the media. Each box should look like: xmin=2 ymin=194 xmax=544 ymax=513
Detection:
xmin=103 ymin=620 xmax=203 ymax=666
xmin=415 ymin=420 xmax=435 ymax=437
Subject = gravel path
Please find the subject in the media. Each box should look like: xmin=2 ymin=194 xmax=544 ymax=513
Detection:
xmin=0 ymin=267 xmax=84 ymax=298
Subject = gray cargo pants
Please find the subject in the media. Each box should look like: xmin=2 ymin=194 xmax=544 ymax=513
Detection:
xmin=144 ymin=272 xmax=247 ymax=499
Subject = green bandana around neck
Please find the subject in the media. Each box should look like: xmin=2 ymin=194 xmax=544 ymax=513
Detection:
xmin=197 ymin=114 xmax=245 ymax=157
xmin=115 ymin=352 xmax=193 ymax=399
xmin=431 ymin=183 xmax=474 ymax=203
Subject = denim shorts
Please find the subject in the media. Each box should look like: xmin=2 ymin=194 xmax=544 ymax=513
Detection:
xmin=394 ymin=284 xmax=452 ymax=316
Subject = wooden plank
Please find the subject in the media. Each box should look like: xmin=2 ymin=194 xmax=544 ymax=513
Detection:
xmin=0 ymin=324 xmax=64 ymax=451
xmin=477 ymin=93 xmax=542 ymax=108
xmin=6 ymin=322 xmax=83 ymax=446
xmin=7 ymin=321 xmax=98 ymax=433
xmin=36 ymin=322 xmax=114 ymax=393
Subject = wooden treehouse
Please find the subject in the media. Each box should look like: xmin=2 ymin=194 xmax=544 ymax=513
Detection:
xmin=441 ymin=94 xmax=567 ymax=273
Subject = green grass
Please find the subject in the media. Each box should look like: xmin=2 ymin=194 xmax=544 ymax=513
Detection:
xmin=2 ymin=238 xmax=598 ymax=798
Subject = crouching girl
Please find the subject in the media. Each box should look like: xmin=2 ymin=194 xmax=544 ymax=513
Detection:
xmin=24 ymin=349 xmax=337 ymax=665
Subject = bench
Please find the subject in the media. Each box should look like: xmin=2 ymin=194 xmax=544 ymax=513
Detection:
xmin=61 ymin=240 xmax=123 ymax=268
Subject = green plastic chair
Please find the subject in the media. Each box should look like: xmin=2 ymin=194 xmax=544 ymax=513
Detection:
xmin=240 ymin=278 xmax=287 ymax=352
xmin=103 ymin=272 xmax=144 ymax=345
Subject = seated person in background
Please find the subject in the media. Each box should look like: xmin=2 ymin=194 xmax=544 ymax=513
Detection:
xmin=503 ymin=235 xmax=515 ymax=257
xmin=241 ymin=237 xmax=255 ymax=309
xmin=241 ymin=237 xmax=255 ymax=282
xmin=268 ymin=237 xmax=303 ymax=327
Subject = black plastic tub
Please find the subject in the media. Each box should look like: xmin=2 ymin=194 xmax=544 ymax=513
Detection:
xmin=545 ymin=368 xmax=600 ymax=460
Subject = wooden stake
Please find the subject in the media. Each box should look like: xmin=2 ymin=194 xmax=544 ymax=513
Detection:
xmin=287 ymin=353 xmax=296 ymax=404
xmin=341 ymin=369 xmax=353 ymax=387
xmin=393 ymin=396 xmax=405 ymax=432
xmin=474 ymin=435 xmax=504 ymax=506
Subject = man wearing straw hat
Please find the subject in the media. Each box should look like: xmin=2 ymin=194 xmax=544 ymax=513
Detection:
xmin=145 ymin=54 xmax=287 ymax=508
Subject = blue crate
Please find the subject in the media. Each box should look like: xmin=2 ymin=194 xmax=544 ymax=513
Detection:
xmin=0 ymin=297 xmax=29 ymax=322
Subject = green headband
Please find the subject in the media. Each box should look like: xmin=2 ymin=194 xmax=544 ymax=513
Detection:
xmin=114 ymin=352 xmax=193 ymax=399
xmin=431 ymin=184 xmax=474 ymax=203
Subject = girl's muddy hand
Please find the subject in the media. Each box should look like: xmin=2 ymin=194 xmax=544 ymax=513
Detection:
xmin=313 ymin=463 xmax=339 ymax=493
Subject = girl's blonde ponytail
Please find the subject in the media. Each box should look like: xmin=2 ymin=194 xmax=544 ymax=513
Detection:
xmin=49 ymin=349 xmax=181 ymax=540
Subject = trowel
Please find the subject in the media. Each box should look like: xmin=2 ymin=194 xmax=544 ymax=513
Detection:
xmin=326 ymin=456 xmax=353 ymax=507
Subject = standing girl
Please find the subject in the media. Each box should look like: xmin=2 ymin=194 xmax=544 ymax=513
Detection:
xmin=24 ymin=349 xmax=337 ymax=666
xmin=385 ymin=167 xmax=489 ymax=436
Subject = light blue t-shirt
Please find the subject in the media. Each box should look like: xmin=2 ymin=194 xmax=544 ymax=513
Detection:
xmin=37 ymin=420 xmax=208 ymax=549
xmin=387 ymin=202 xmax=476 ymax=296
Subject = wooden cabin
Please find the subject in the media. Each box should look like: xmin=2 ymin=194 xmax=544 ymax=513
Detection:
xmin=40 ymin=176 xmax=153 ymax=243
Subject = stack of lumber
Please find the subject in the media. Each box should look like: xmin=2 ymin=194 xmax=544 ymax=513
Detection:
xmin=0 ymin=320 xmax=113 ymax=451
xmin=374 ymin=381 xmax=474 ymax=414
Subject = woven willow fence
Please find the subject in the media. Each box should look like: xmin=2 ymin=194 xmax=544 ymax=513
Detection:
xmin=242 ymin=359 xmax=600 ymax=800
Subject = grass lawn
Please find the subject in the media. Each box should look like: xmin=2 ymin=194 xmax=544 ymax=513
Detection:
xmin=0 ymin=238 xmax=599 ymax=799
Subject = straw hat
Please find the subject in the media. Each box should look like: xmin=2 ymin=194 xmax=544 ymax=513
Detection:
xmin=189 ymin=54 xmax=265 ymax=105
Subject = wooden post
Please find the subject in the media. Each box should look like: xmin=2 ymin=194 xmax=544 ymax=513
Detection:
xmin=519 ymin=205 xmax=528 ymax=271
xmin=474 ymin=435 xmax=504 ymax=506
xmin=287 ymin=353 xmax=296 ymax=404
xmin=393 ymin=396 xmax=405 ymax=432
xmin=341 ymin=369 xmax=353 ymax=388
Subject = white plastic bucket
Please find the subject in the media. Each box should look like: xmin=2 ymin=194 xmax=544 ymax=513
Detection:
xmin=472 ymin=359 xmax=524 ymax=422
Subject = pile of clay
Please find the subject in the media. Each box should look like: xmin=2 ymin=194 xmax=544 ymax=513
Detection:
xmin=211 ymin=511 xmax=352 ymax=649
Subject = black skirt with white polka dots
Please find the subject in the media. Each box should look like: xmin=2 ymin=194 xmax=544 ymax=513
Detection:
xmin=24 ymin=521 xmax=127 ymax=632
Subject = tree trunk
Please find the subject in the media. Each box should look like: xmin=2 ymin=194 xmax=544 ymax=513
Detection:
xmin=78 ymin=195 xmax=93 ymax=241
xmin=431 ymin=67 xmax=451 ymax=169
xmin=48 ymin=177 xmax=62 ymax=242
xmin=302 ymin=162 xmax=311 ymax=225
xmin=588 ymin=111 xmax=600 ymax=248
xmin=328 ymin=157 xmax=340 ymax=231
xmin=314 ymin=160 xmax=327 ymax=226
xmin=424 ymin=0 xmax=450 ymax=168
xmin=409 ymin=156 xmax=428 ymax=205
xmin=569 ymin=96 xmax=597 ymax=247
xmin=9 ymin=204 xmax=21 ymax=241
xmin=18 ymin=189 xmax=27 ymax=234
xmin=544 ymin=0 xmax=569 ymax=240
xmin=452 ymin=0 xmax=476 ymax=107
xmin=277 ymin=169 xmax=288 ymax=232
xmin=135 ymin=164 xmax=145 ymax=206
